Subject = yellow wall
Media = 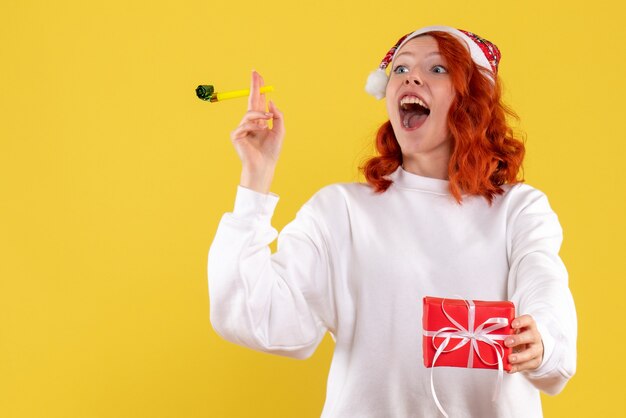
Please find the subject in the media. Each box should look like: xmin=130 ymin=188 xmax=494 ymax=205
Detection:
xmin=1 ymin=0 xmax=624 ymax=416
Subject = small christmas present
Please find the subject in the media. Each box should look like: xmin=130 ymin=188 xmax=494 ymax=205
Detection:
xmin=422 ymin=296 xmax=515 ymax=371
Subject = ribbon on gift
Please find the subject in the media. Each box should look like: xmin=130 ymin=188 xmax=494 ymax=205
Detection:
xmin=423 ymin=298 xmax=510 ymax=418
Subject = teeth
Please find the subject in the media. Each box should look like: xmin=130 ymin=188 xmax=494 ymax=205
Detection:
xmin=400 ymin=95 xmax=429 ymax=110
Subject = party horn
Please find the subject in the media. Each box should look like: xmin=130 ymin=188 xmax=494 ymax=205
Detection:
xmin=196 ymin=84 xmax=274 ymax=103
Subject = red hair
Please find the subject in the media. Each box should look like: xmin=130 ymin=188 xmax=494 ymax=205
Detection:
xmin=362 ymin=32 xmax=525 ymax=204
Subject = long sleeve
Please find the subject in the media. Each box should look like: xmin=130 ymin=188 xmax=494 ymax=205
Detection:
xmin=506 ymin=188 xmax=577 ymax=395
xmin=208 ymin=186 xmax=335 ymax=360
xmin=207 ymin=171 xmax=576 ymax=416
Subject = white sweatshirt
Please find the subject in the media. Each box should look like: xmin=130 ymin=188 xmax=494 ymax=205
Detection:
xmin=208 ymin=167 xmax=577 ymax=418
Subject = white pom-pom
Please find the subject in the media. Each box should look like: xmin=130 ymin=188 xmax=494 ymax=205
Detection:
xmin=365 ymin=69 xmax=388 ymax=100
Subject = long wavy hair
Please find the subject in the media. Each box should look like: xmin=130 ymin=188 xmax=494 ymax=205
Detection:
xmin=361 ymin=31 xmax=525 ymax=204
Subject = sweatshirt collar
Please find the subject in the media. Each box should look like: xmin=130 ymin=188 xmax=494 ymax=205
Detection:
xmin=389 ymin=166 xmax=451 ymax=195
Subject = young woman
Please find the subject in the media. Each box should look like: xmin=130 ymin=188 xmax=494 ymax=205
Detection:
xmin=208 ymin=25 xmax=577 ymax=417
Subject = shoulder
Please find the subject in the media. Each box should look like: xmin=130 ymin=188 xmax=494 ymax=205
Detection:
xmin=303 ymin=181 xmax=378 ymax=212
xmin=499 ymin=182 xmax=563 ymax=236
xmin=278 ymin=181 xmax=375 ymax=252
xmin=500 ymin=182 xmax=556 ymax=216
xmin=293 ymin=180 xmax=379 ymax=233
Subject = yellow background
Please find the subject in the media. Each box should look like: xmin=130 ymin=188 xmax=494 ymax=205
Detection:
xmin=1 ymin=0 xmax=624 ymax=416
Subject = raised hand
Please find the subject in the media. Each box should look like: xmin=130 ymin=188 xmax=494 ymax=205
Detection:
xmin=230 ymin=70 xmax=285 ymax=194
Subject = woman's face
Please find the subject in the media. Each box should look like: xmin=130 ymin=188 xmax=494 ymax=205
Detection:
xmin=385 ymin=35 xmax=456 ymax=173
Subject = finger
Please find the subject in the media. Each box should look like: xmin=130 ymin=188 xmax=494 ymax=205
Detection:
xmin=230 ymin=122 xmax=267 ymax=140
xmin=505 ymin=329 xmax=539 ymax=348
xmin=247 ymin=70 xmax=260 ymax=112
xmin=257 ymin=72 xmax=266 ymax=112
xmin=511 ymin=314 xmax=536 ymax=331
xmin=268 ymin=100 xmax=284 ymax=135
xmin=508 ymin=343 xmax=542 ymax=365
xmin=240 ymin=110 xmax=273 ymax=125
xmin=508 ymin=355 xmax=542 ymax=373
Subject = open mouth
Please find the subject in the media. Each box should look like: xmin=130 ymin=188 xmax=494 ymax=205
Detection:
xmin=399 ymin=95 xmax=430 ymax=130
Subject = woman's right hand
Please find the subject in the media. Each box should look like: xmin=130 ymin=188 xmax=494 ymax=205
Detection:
xmin=230 ymin=70 xmax=285 ymax=194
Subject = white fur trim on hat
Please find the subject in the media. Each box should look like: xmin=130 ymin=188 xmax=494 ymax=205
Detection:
xmin=365 ymin=69 xmax=388 ymax=100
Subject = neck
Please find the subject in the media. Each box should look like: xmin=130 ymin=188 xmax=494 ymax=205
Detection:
xmin=402 ymin=153 xmax=450 ymax=180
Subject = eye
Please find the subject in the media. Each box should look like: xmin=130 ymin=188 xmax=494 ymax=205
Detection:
xmin=431 ymin=65 xmax=448 ymax=74
xmin=393 ymin=65 xmax=409 ymax=74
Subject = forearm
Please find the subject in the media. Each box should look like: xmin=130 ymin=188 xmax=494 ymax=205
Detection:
xmin=240 ymin=165 xmax=276 ymax=194
xmin=208 ymin=186 xmax=328 ymax=359
xmin=509 ymin=252 xmax=577 ymax=394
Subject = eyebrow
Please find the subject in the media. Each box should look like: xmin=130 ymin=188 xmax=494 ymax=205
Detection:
xmin=394 ymin=51 xmax=442 ymax=60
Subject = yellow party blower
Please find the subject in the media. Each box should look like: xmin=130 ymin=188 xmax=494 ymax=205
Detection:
xmin=196 ymin=84 xmax=274 ymax=103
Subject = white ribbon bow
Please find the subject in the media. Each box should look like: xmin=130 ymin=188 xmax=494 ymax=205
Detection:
xmin=423 ymin=299 xmax=510 ymax=418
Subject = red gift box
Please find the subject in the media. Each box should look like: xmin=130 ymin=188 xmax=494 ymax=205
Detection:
xmin=422 ymin=297 xmax=515 ymax=371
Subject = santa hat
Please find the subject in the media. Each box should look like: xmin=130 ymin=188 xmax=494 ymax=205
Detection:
xmin=365 ymin=25 xmax=501 ymax=99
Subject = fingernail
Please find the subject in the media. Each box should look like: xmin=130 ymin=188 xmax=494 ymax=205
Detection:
xmin=510 ymin=355 xmax=517 ymax=362
xmin=512 ymin=320 xmax=519 ymax=328
xmin=264 ymin=112 xmax=273 ymax=117
xmin=506 ymin=338 xmax=514 ymax=346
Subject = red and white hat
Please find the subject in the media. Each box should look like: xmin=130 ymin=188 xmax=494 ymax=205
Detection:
xmin=365 ymin=25 xmax=501 ymax=99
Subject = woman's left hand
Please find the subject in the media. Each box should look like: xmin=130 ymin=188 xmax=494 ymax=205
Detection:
xmin=506 ymin=314 xmax=544 ymax=373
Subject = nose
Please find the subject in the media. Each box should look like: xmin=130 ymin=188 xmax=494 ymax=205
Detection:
xmin=404 ymin=75 xmax=422 ymax=86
